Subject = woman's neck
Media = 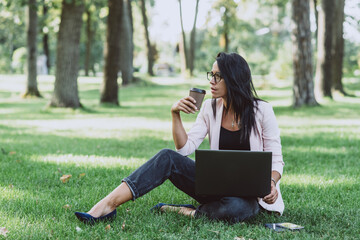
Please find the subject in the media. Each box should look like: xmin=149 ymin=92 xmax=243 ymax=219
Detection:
xmin=222 ymin=97 xmax=233 ymax=113
xmin=222 ymin=97 xmax=228 ymax=109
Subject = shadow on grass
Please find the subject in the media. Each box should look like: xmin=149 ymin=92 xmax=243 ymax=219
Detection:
xmin=273 ymin=100 xmax=360 ymax=119
xmin=1 ymin=120 xmax=359 ymax=176
xmin=0 ymin=84 xmax=194 ymax=121
xmin=247 ymin=183 xmax=360 ymax=238
xmin=1 ymin=152 xmax=359 ymax=239
xmin=0 ymin=125 xmax=173 ymax=159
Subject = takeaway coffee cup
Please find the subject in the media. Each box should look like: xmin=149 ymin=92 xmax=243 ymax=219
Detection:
xmin=189 ymin=88 xmax=206 ymax=110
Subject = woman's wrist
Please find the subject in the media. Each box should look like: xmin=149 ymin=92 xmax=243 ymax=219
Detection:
xmin=271 ymin=178 xmax=276 ymax=185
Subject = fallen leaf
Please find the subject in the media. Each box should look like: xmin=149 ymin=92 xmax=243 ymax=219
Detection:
xmin=60 ymin=174 xmax=72 ymax=183
xmin=9 ymin=151 xmax=16 ymax=155
xmin=79 ymin=173 xmax=86 ymax=178
xmin=234 ymin=237 xmax=245 ymax=240
xmin=57 ymin=168 xmax=62 ymax=173
xmin=63 ymin=204 xmax=71 ymax=210
xmin=75 ymin=226 xmax=82 ymax=232
xmin=8 ymin=184 xmax=14 ymax=189
xmin=105 ymin=224 xmax=111 ymax=231
xmin=0 ymin=227 xmax=9 ymax=237
xmin=121 ymin=220 xmax=126 ymax=230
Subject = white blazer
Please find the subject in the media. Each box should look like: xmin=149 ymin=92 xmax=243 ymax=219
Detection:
xmin=176 ymin=98 xmax=285 ymax=215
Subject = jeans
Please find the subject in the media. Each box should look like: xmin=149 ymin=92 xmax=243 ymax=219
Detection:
xmin=123 ymin=149 xmax=260 ymax=223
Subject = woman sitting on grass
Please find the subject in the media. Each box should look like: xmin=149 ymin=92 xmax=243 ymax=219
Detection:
xmin=75 ymin=52 xmax=284 ymax=224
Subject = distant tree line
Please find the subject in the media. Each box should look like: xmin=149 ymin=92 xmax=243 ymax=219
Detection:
xmin=0 ymin=0 xmax=358 ymax=108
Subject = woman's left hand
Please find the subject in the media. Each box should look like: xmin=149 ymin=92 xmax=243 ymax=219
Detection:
xmin=263 ymin=181 xmax=278 ymax=204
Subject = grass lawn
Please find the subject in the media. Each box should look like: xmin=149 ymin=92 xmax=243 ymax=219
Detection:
xmin=0 ymin=74 xmax=359 ymax=239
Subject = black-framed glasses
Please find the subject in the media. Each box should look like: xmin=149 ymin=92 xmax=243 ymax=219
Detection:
xmin=207 ymin=71 xmax=223 ymax=84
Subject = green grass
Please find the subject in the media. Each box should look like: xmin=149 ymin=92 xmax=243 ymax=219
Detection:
xmin=0 ymin=74 xmax=359 ymax=239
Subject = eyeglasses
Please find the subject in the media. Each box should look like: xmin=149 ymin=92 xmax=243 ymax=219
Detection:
xmin=207 ymin=71 xmax=223 ymax=84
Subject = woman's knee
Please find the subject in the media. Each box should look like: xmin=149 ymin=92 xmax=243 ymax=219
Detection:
xmin=158 ymin=148 xmax=176 ymax=156
xmin=221 ymin=197 xmax=259 ymax=222
xmin=198 ymin=197 xmax=259 ymax=223
xmin=152 ymin=148 xmax=178 ymax=165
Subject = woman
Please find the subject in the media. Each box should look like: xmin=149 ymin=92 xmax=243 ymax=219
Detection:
xmin=75 ymin=52 xmax=284 ymax=224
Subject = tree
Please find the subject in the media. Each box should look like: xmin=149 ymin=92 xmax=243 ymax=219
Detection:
xmin=291 ymin=0 xmax=317 ymax=107
xmin=178 ymin=0 xmax=200 ymax=77
xmin=331 ymin=0 xmax=345 ymax=94
xmin=215 ymin=0 xmax=237 ymax=52
xmin=312 ymin=0 xmax=319 ymax=49
xmin=139 ymin=0 xmax=154 ymax=76
xmin=41 ymin=0 xmax=51 ymax=74
xmin=23 ymin=0 xmax=41 ymax=98
xmin=188 ymin=0 xmax=200 ymax=75
xmin=119 ymin=0 xmax=133 ymax=85
xmin=178 ymin=0 xmax=188 ymax=74
xmin=315 ymin=0 xmax=346 ymax=98
xmin=84 ymin=7 xmax=94 ymax=77
xmin=100 ymin=0 xmax=122 ymax=105
xmin=49 ymin=0 xmax=84 ymax=108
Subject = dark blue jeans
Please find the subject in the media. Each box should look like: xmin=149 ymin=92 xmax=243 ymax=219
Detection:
xmin=123 ymin=149 xmax=260 ymax=223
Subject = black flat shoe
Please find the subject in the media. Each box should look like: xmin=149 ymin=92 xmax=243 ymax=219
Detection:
xmin=75 ymin=209 xmax=117 ymax=225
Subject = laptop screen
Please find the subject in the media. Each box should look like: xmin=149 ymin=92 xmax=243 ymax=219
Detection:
xmin=195 ymin=150 xmax=272 ymax=198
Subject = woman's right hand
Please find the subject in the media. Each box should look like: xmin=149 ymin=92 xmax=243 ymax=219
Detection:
xmin=171 ymin=96 xmax=198 ymax=114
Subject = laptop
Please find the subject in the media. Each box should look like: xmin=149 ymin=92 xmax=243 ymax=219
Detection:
xmin=195 ymin=150 xmax=272 ymax=198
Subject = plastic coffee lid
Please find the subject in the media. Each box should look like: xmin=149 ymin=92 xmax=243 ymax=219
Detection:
xmin=190 ymin=88 xmax=206 ymax=94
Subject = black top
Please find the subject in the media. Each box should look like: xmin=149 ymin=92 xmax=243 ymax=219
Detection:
xmin=219 ymin=126 xmax=250 ymax=150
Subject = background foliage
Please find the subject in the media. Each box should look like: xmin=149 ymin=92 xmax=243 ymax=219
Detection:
xmin=0 ymin=0 xmax=358 ymax=78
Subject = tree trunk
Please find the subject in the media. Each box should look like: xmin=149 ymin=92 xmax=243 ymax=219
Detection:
xmin=100 ymin=0 xmax=122 ymax=105
xmin=312 ymin=0 xmax=318 ymax=49
xmin=179 ymin=35 xmax=187 ymax=76
xmin=314 ymin=0 xmax=333 ymax=98
xmin=331 ymin=0 xmax=345 ymax=94
xmin=291 ymin=0 xmax=318 ymax=107
xmin=42 ymin=1 xmax=51 ymax=74
xmin=49 ymin=0 xmax=84 ymax=108
xmin=189 ymin=0 xmax=200 ymax=76
xmin=178 ymin=0 xmax=189 ymax=75
xmin=24 ymin=0 xmax=41 ymax=98
xmin=223 ymin=6 xmax=229 ymax=53
xmin=140 ymin=0 xmax=154 ymax=76
xmin=120 ymin=0 xmax=133 ymax=86
xmin=128 ymin=0 xmax=134 ymax=80
xmin=85 ymin=9 xmax=93 ymax=77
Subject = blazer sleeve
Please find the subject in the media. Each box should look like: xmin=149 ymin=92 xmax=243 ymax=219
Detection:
xmin=176 ymin=100 xmax=210 ymax=156
xmin=261 ymin=103 xmax=284 ymax=176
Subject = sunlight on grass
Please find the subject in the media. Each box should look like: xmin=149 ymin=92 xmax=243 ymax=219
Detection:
xmin=40 ymin=154 xmax=147 ymax=168
xmin=0 ymin=118 xmax=194 ymax=134
xmin=284 ymin=174 xmax=358 ymax=187
xmin=278 ymin=117 xmax=360 ymax=128
xmin=286 ymin=145 xmax=348 ymax=154
xmin=0 ymin=188 xmax=27 ymax=201
xmin=0 ymin=108 xmax=24 ymax=114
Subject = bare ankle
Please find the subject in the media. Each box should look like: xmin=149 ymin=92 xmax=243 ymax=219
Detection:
xmin=178 ymin=207 xmax=196 ymax=217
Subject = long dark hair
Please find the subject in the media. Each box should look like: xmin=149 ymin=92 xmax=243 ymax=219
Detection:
xmin=212 ymin=52 xmax=261 ymax=142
